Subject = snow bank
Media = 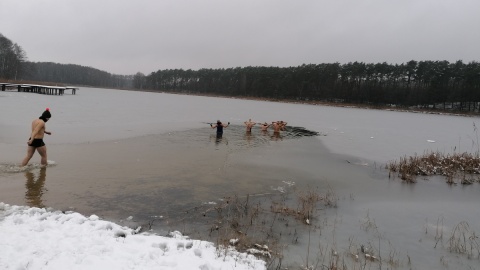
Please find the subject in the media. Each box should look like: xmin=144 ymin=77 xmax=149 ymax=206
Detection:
xmin=0 ymin=203 xmax=265 ymax=270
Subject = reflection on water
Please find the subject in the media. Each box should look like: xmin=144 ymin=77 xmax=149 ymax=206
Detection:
xmin=271 ymin=131 xmax=283 ymax=141
xmin=25 ymin=167 xmax=47 ymax=208
xmin=0 ymin=161 xmax=56 ymax=175
xmin=210 ymin=133 xmax=228 ymax=146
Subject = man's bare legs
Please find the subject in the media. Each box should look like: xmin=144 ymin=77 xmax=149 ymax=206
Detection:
xmin=37 ymin=146 xmax=48 ymax=166
xmin=21 ymin=146 xmax=36 ymax=166
xmin=21 ymin=146 xmax=47 ymax=166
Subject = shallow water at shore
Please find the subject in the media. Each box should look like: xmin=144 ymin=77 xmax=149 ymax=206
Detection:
xmin=0 ymin=125 xmax=321 ymax=216
xmin=2 ymin=126 xmax=479 ymax=269
xmin=1 ymin=88 xmax=480 ymax=269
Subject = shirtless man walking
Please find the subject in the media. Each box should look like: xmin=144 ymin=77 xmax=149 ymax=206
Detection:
xmin=21 ymin=108 xmax=52 ymax=166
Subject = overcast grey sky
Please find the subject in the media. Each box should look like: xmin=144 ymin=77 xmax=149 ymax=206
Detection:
xmin=1 ymin=0 xmax=479 ymax=75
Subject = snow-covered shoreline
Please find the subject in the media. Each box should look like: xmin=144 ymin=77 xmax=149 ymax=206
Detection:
xmin=0 ymin=202 xmax=265 ymax=270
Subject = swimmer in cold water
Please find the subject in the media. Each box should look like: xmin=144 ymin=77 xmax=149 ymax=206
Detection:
xmin=260 ymin=122 xmax=271 ymax=132
xmin=210 ymin=120 xmax=229 ymax=138
xmin=244 ymin=119 xmax=256 ymax=133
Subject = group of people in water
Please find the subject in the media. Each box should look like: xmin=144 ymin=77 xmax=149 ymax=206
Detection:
xmin=210 ymin=119 xmax=287 ymax=137
xmin=243 ymin=119 xmax=287 ymax=133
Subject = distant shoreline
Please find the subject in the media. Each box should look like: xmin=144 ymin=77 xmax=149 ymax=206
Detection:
xmin=4 ymin=80 xmax=477 ymax=117
xmin=127 ymin=88 xmax=479 ymax=118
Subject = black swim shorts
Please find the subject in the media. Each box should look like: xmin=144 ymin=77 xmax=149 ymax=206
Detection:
xmin=29 ymin=138 xmax=45 ymax=148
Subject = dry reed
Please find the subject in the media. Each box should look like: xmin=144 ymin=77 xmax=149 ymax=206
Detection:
xmin=387 ymin=151 xmax=480 ymax=184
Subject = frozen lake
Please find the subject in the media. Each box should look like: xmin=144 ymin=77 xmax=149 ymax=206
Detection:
xmin=1 ymin=88 xmax=479 ymax=269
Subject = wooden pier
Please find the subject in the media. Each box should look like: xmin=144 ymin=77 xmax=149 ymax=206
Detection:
xmin=0 ymin=83 xmax=78 ymax=95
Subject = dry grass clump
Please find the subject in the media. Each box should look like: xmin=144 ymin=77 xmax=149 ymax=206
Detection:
xmin=387 ymin=151 xmax=480 ymax=184
xmin=270 ymin=187 xmax=337 ymax=226
xmin=448 ymin=221 xmax=480 ymax=259
xmin=183 ymin=187 xmax=339 ymax=268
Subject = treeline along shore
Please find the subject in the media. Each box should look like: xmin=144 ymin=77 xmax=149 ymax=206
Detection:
xmin=1 ymin=33 xmax=480 ymax=113
xmin=134 ymin=61 xmax=480 ymax=113
xmin=0 ymin=33 xmax=133 ymax=89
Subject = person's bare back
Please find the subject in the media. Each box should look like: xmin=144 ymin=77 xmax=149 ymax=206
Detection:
xmin=30 ymin=119 xmax=46 ymax=139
